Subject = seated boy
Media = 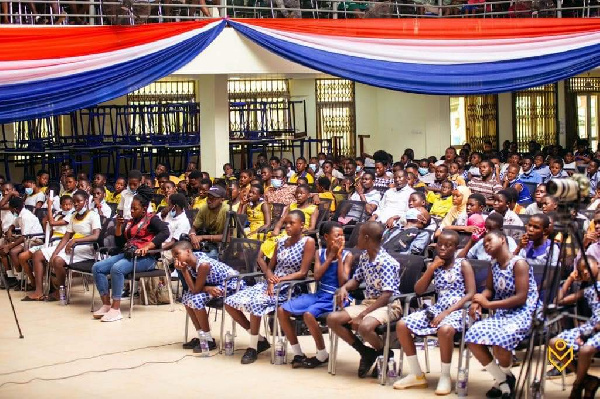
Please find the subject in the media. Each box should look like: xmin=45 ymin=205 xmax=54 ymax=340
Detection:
xmin=106 ymin=177 xmax=126 ymax=205
xmin=382 ymin=207 xmax=431 ymax=256
xmin=314 ymin=176 xmax=336 ymax=212
xmin=326 ymin=221 xmax=401 ymax=378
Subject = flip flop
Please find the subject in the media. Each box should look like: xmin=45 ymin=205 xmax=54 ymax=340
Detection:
xmin=45 ymin=295 xmax=58 ymax=302
xmin=21 ymin=295 xmax=45 ymax=301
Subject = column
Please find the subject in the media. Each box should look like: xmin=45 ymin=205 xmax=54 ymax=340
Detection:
xmin=197 ymin=75 xmax=230 ymax=177
xmin=497 ymin=92 xmax=513 ymax=147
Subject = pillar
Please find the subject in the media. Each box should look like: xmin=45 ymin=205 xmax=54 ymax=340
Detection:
xmin=197 ymin=75 xmax=230 ymax=177
xmin=557 ymin=80 xmax=567 ymax=148
xmin=497 ymin=92 xmax=513 ymax=148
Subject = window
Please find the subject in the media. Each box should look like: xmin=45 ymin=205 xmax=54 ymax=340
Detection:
xmin=315 ymin=79 xmax=356 ymax=156
xmin=450 ymin=95 xmax=498 ymax=151
xmin=127 ymin=80 xmax=196 ymax=104
xmin=228 ymin=78 xmax=292 ymax=139
xmin=566 ymin=77 xmax=600 ymax=152
xmin=513 ymin=84 xmax=557 ymax=152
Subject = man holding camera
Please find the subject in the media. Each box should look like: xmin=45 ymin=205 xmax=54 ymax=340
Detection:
xmin=188 ymin=186 xmax=228 ymax=260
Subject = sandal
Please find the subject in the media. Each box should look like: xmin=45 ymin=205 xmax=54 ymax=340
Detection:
xmin=21 ymin=295 xmax=45 ymax=301
xmin=583 ymin=374 xmax=600 ymax=399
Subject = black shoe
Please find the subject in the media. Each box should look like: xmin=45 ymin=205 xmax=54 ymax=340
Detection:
xmin=182 ymin=338 xmax=200 ymax=349
xmin=357 ymin=348 xmax=378 ymax=378
xmin=498 ymin=374 xmax=516 ymax=399
xmin=192 ymin=339 xmax=217 ymax=353
xmin=302 ymin=356 xmax=328 ymax=369
xmin=291 ymin=355 xmax=307 ymax=369
xmin=486 ymin=387 xmax=502 ymax=399
xmin=257 ymin=339 xmax=271 ymax=354
xmin=241 ymin=348 xmax=258 ymax=364
xmin=546 ymin=367 xmax=572 ymax=379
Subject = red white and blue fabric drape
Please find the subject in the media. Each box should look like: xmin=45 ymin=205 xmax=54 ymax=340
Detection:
xmin=230 ymin=18 xmax=600 ymax=95
xmin=0 ymin=19 xmax=224 ymax=123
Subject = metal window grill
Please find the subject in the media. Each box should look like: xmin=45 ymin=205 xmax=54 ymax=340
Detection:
xmin=315 ymin=78 xmax=356 ymax=156
xmin=513 ymin=84 xmax=557 ymax=152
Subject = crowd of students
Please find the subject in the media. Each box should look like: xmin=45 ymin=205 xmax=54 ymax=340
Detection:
xmin=1 ymin=139 xmax=600 ymax=398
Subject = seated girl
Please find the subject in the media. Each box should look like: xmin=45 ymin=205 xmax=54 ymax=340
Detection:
xmin=548 ymin=256 xmax=600 ymax=399
xmin=394 ymin=230 xmax=475 ymax=395
xmin=491 ymin=190 xmax=524 ymax=242
xmin=238 ymin=184 xmax=271 ymax=240
xmin=90 ymin=186 xmax=112 ymax=219
xmin=277 ymin=222 xmax=353 ymax=369
xmin=260 ymin=185 xmax=318 ymax=259
xmin=465 ymin=230 xmax=539 ymax=399
xmin=92 ymin=185 xmax=169 ymax=322
xmin=160 ymin=193 xmax=191 ymax=266
xmin=514 ymin=213 xmax=560 ymax=266
xmin=435 ymin=186 xmax=473 ymax=237
xmin=426 ymin=180 xmax=454 ymax=219
xmin=19 ymin=195 xmax=74 ymax=300
xmin=174 ymin=240 xmax=244 ymax=353
xmin=224 ymin=210 xmax=315 ymax=365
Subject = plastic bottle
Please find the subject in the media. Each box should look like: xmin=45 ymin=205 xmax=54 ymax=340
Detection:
xmin=59 ymin=285 xmax=67 ymax=305
xmin=387 ymin=359 xmax=397 ymax=385
xmin=274 ymin=338 xmax=285 ymax=365
xmin=457 ymin=367 xmax=468 ymax=397
xmin=199 ymin=332 xmax=210 ymax=357
xmin=224 ymin=331 xmax=234 ymax=356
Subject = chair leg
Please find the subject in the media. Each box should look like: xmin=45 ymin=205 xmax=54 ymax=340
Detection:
xmin=90 ymin=279 xmax=96 ymax=312
xmin=141 ymin=278 xmax=148 ymax=306
xmin=184 ymin=312 xmax=189 ymax=343
xmin=423 ymin=336 xmax=431 ymax=373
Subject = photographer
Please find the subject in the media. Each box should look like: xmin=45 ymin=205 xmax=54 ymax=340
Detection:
xmin=91 ymin=185 xmax=169 ymax=322
xmin=188 ymin=185 xmax=228 ymax=260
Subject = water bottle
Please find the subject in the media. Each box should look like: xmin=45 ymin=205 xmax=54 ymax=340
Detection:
xmin=59 ymin=286 xmax=67 ymax=305
xmin=274 ymin=338 xmax=285 ymax=365
xmin=387 ymin=359 xmax=397 ymax=385
xmin=199 ymin=332 xmax=210 ymax=357
xmin=457 ymin=367 xmax=468 ymax=397
xmin=375 ymin=355 xmax=385 ymax=378
xmin=224 ymin=331 xmax=234 ymax=356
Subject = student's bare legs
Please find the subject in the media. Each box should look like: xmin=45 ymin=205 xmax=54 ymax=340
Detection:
xmin=18 ymin=251 xmax=34 ymax=289
xmin=277 ymin=307 xmax=298 ymax=345
xmin=438 ymin=325 xmax=455 ymax=364
xmin=396 ymin=320 xmax=417 ymax=356
xmin=49 ymin=257 xmax=67 ymax=299
xmin=304 ymin=312 xmax=326 ymax=350
xmin=225 ymin=304 xmax=251 ymax=330
xmin=9 ymin=244 xmax=23 ymax=273
xmin=327 ymin=310 xmax=356 ymax=345
xmin=468 ymin=343 xmax=514 ymax=395
xmin=357 ymin=317 xmax=383 ymax=351
xmin=28 ymin=251 xmax=47 ymax=298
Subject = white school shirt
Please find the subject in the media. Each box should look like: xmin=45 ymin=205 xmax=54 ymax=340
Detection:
xmin=14 ymin=208 xmax=43 ymax=236
xmin=163 ymin=211 xmax=191 ymax=242
xmin=52 ymin=211 xmax=74 ymax=236
xmin=89 ymin=199 xmax=112 ymax=219
xmin=117 ymin=189 xmax=152 ymax=219
xmin=24 ymin=192 xmax=45 ymax=207
xmin=1 ymin=210 xmax=16 ymax=233
xmin=373 ymin=186 xmax=415 ymax=223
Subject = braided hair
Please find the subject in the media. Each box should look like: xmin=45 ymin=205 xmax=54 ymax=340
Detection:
xmin=133 ymin=185 xmax=154 ymax=209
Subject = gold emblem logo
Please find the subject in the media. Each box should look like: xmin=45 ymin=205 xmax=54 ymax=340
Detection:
xmin=547 ymin=339 xmax=574 ymax=372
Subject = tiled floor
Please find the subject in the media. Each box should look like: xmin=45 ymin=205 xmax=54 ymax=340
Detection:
xmin=0 ymin=284 xmax=580 ymax=398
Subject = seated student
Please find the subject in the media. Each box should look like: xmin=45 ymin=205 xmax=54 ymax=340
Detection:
xmin=155 ymin=162 xmax=180 ymax=185
xmin=394 ymin=230 xmax=475 ymax=395
xmin=36 ymin=170 xmax=50 ymax=193
xmin=179 ymin=161 xmax=198 ymax=181
xmin=491 ymin=190 xmax=524 ymax=242
xmin=92 ymin=186 xmax=169 ymax=322
xmin=117 ymin=170 xmax=144 ymax=220
xmin=159 ymin=193 xmax=191 ymax=264
xmin=175 ymin=240 xmax=243 ymax=352
xmin=222 ymin=163 xmax=237 ymax=181
xmin=588 ymin=185 xmax=600 ymax=211
xmin=338 ymin=171 xmax=381 ymax=223
xmin=77 ymin=179 xmax=91 ymax=195
xmin=296 ymin=176 xmax=309 ymax=186
xmin=19 ymin=195 xmax=74 ymax=298
xmin=289 ymin=157 xmax=314 ymax=185
xmin=224 ymin=210 xmax=315 ymax=364
xmin=314 ymin=176 xmax=336 ymax=212
xmin=406 ymin=171 xmax=427 ymax=192
xmin=544 ymin=158 xmax=569 ymax=183
xmin=0 ymin=197 xmax=44 ymax=288
xmin=548 ymin=256 xmax=600 ymax=399
xmin=106 ymin=177 xmax=126 ymax=205
xmin=0 ymin=183 xmax=17 ymax=245
xmin=503 ymin=164 xmax=532 ymax=205
xmin=190 ymin=178 xmax=212 ymax=210
xmin=467 ymin=152 xmax=482 ymax=180
xmin=277 ymin=222 xmax=354 ymax=369
xmin=519 ymin=155 xmax=542 ymax=185
xmin=40 ymin=182 xmax=62 ymax=214
xmin=76 ymin=172 xmax=88 ymax=183
xmin=542 ymin=195 xmax=558 ymax=215
xmin=514 ymin=213 xmax=559 ymax=266
xmin=449 ymin=161 xmax=466 ymax=186
xmin=466 ymin=230 xmax=540 ymax=399
xmin=382 ymin=207 xmax=431 ymax=256
xmin=373 ymin=160 xmax=393 ymax=192
xmin=371 ymin=170 xmax=414 ymax=225
xmin=435 ymin=186 xmax=472 ymax=237
xmin=426 ymin=180 xmax=454 ymax=219
xmin=238 ymin=184 xmax=271 ymax=240
xmin=156 ymin=181 xmax=177 ymax=210
xmin=532 ymin=154 xmax=551 ymax=182
xmin=89 ymin=186 xmax=112 ymax=219
xmin=226 ymin=181 xmax=241 ymax=213
xmin=22 ymin=176 xmax=46 ymax=209
xmin=525 ymin=183 xmax=546 ymax=215
xmin=237 ymin=169 xmax=254 ymax=203
xmin=503 ymin=187 xmax=526 ymax=215
xmin=563 ymin=150 xmax=577 ymax=174
xmin=326 ymin=222 xmax=401 ymax=378
xmin=459 ymin=212 xmax=518 ymax=261
xmin=93 ymin=173 xmax=112 ymax=198
xmin=261 ymin=185 xmax=318 ymax=258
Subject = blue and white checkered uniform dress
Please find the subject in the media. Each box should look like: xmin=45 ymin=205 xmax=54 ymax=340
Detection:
xmin=557 ymin=281 xmax=600 ymax=351
xmin=404 ymin=257 xmax=467 ymax=336
xmin=181 ymin=252 xmax=244 ymax=310
xmin=465 ymin=256 xmax=539 ymax=350
xmin=353 ymin=248 xmax=401 ymax=299
xmin=224 ymin=236 xmax=308 ymax=316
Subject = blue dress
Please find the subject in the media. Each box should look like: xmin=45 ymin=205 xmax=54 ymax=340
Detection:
xmin=281 ymin=248 xmax=350 ymax=317
xmin=181 ymin=252 xmax=244 ymax=310
xmin=557 ymin=281 xmax=600 ymax=351
xmin=404 ymin=258 xmax=467 ymax=336
xmin=465 ymin=256 xmax=539 ymax=350
xmin=224 ymin=236 xmax=308 ymax=316
xmin=509 ymin=178 xmax=532 ymax=204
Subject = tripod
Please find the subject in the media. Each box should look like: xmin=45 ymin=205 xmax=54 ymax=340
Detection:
xmin=516 ymin=205 xmax=600 ymax=398
xmin=220 ymin=180 xmax=246 ymax=251
xmin=0 ymin=259 xmax=24 ymax=339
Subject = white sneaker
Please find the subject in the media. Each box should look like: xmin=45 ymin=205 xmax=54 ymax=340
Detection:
xmin=435 ymin=375 xmax=452 ymax=395
xmin=93 ymin=305 xmax=111 ymax=319
xmin=393 ymin=373 xmax=428 ymax=390
xmin=100 ymin=308 xmax=123 ymax=322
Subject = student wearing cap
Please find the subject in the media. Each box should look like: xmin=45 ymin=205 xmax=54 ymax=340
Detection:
xmin=188 ymin=186 xmax=228 ymax=259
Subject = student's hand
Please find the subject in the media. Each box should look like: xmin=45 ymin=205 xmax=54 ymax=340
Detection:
xmin=462 ymin=225 xmax=477 ymax=234
xmin=337 ymin=287 xmax=349 ymax=308
xmin=355 ymin=182 xmax=364 ymax=195
xmin=343 ymin=180 xmax=352 ymax=193
xmin=267 ymin=274 xmax=280 ymax=284
xmin=272 ymin=228 xmax=280 ymax=236
xmin=47 ymin=197 xmax=53 ymax=208
xmin=135 ymin=244 xmax=152 ymax=257
xmin=469 ymin=302 xmax=482 ymax=319
xmin=173 ymin=258 xmax=185 ymax=271
xmin=569 ymin=270 xmax=580 ymax=282
xmin=311 ymin=194 xmax=321 ymax=205
xmin=0 ymin=245 xmax=8 ymax=256
xmin=116 ymin=215 xmax=125 ymax=226
xmin=350 ymin=314 xmax=364 ymax=331
xmin=576 ymin=336 xmax=584 ymax=347
xmin=385 ymin=216 xmax=397 ymax=229
xmin=430 ymin=256 xmax=445 ymax=270
xmin=266 ymin=282 xmax=275 ymax=297
xmin=473 ymin=293 xmax=490 ymax=309
xmin=190 ymin=234 xmax=202 ymax=250
xmin=204 ymin=286 xmax=223 ymax=297
xmin=65 ymin=240 xmax=75 ymax=254
xmin=585 ymin=231 xmax=598 ymax=243
xmin=431 ymin=310 xmax=449 ymax=328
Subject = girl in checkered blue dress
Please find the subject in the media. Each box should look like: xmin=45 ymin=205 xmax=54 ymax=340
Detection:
xmin=225 ymin=210 xmax=315 ymax=365
xmin=465 ymin=230 xmax=539 ymax=399
xmin=173 ymin=240 xmax=243 ymax=352
xmin=394 ymin=230 xmax=475 ymax=395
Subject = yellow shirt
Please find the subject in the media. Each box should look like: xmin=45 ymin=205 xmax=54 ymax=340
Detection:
xmin=247 ymin=201 xmax=266 ymax=232
xmin=106 ymin=191 xmax=122 ymax=205
xmin=40 ymin=187 xmax=47 ymax=193
xmin=429 ymin=194 xmax=453 ymax=218
xmin=289 ymin=173 xmax=314 ymax=185
xmin=192 ymin=196 xmax=207 ymax=210
xmin=156 ymin=175 xmax=180 ymax=188
xmin=318 ymin=192 xmax=336 ymax=212
xmin=449 ymin=174 xmax=466 ymax=186
xmin=290 ymin=202 xmax=317 ymax=229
